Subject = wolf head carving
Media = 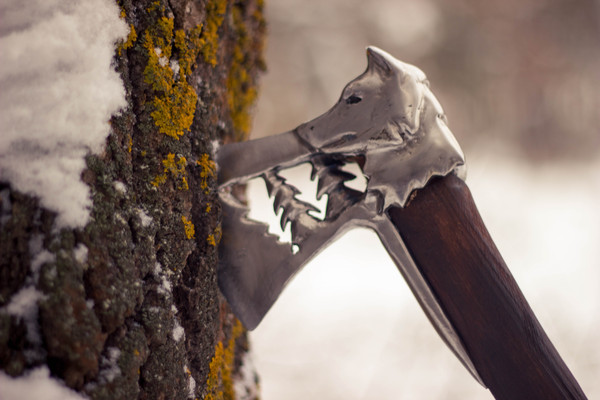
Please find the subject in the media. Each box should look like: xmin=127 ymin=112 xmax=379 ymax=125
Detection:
xmin=216 ymin=47 xmax=468 ymax=331
xmin=296 ymin=46 xmax=465 ymax=209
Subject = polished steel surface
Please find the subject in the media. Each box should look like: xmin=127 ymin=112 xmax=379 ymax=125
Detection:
xmin=216 ymin=47 xmax=482 ymax=385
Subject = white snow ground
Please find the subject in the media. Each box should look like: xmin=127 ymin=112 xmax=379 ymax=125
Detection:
xmin=248 ymin=154 xmax=600 ymax=400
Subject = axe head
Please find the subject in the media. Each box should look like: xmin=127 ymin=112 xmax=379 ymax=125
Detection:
xmin=216 ymin=46 xmax=465 ymax=329
xmin=214 ymin=47 xmax=588 ymax=399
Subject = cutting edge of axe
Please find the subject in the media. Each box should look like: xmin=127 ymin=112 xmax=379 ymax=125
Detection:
xmin=214 ymin=46 xmax=587 ymax=399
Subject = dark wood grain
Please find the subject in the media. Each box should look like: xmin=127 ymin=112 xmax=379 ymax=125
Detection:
xmin=388 ymin=174 xmax=586 ymax=400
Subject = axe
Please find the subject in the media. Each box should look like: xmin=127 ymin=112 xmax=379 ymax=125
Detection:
xmin=215 ymin=47 xmax=587 ymax=399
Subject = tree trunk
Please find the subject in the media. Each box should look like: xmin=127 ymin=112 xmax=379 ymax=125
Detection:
xmin=0 ymin=0 xmax=265 ymax=399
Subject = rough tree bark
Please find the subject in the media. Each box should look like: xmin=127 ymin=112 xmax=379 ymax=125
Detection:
xmin=0 ymin=0 xmax=265 ymax=398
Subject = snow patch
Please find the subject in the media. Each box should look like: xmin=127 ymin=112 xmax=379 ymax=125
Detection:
xmin=0 ymin=0 xmax=129 ymax=228
xmin=184 ymin=365 xmax=197 ymax=398
xmin=113 ymin=181 xmax=127 ymax=194
xmin=73 ymin=243 xmax=89 ymax=264
xmin=153 ymin=262 xmax=162 ymax=275
xmin=0 ymin=366 xmax=89 ymax=400
xmin=30 ymin=250 xmax=54 ymax=280
xmin=170 ymin=60 xmax=180 ymax=78
xmin=137 ymin=208 xmax=153 ymax=227
xmin=5 ymin=286 xmax=45 ymax=345
xmin=210 ymin=140 xmax=221 ymax=160
xmin=98 ymin=347 xmax=121 ymax=383
xmin=5 ymin=286 xmax=44 ymax=320
xmin=154 ymin=262 xmax=173 ymax=297
xmin=2 ymin=235 xmax=55 ymax=346
xmin=188 ymin=375 xmax=197 ymax=398
xmin=172 ymin=320 xmax=185 ymax=342
xmin=159 ymin=274 xmax=172 ymax=294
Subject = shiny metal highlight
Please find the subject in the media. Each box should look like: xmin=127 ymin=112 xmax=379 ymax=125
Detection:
xmin=216 ymin=47 xmax=482 ymax=386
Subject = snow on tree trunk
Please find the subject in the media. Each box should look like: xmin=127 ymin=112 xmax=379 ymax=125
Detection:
xmin=0 ymin=0 xmax=266 ymax=399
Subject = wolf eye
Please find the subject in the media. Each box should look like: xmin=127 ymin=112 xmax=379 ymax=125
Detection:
xmin=345 ymin=94 xmax=362 ymax=104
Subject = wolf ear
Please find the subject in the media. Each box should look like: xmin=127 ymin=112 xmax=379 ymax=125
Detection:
xmin=366 ymin=46 xmax=394 ymax=76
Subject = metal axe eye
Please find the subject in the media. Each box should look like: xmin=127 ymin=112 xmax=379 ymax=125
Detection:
xmin=345 ymin=94 xmax=362 ymax=104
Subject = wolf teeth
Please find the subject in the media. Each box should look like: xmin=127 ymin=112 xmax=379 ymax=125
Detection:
xmin=280 ymin=201 xmax=319 ymax=230
xmin=316 ymin=168 xmax=356 ymax=200
xmin=263 ymin=171 xmax=299 ymax=197
xmin=272 ymin=186 xmax=298 ymax=214
xmin=261 ymin=170 xmax=323 ymax=242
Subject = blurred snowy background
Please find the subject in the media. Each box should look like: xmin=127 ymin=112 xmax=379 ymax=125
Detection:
xmin=245 ymin=0 xmax=600 ymax=399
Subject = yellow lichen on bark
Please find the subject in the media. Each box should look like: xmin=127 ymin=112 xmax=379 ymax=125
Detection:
xmin=197 ymin=154 xmax=216 ymax=191
xmin=227 ymin=2 xmax=266 ymax=141
xmin=175 ymin=24 xmax=205 ymax=77
xmin=142 ymin=6 xmax=200 ymax=140
xmin=142 ymin=0 xmax=232 ymax=140
xmin=181 ymin=215 xmax=195 ymax=239
xmin=152 ymin=153 xmax=189 ymax=190
xmin=207 ymin=234 xmax=216 ymax=247
xmin=118 ymin=24 xmax=137 ymax=56
xmin=204 ymin=320 xmax=244 ymax=400
xmin=143 ymin=19 xmax=197 ymax=140
xmin=201 ymin=0 xmax=228 ymax=66
xmin=117 ymin=8 xmax=138 ymax=56
xmin=207 ymin=226 xmax=222 ymax=247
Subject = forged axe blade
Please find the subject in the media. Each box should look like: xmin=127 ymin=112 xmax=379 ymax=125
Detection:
xmin=219 ymin=176 xmax=485 ymax=386
xmin=214 ymin=46 xmax=587 ymax=399
xmin=216 ymin=130 xmax=323 ymax=330
xmin=218 ymin=191 xmax=297 ymax=330
xmin=218 ymin=186 xmax=371 ymax=331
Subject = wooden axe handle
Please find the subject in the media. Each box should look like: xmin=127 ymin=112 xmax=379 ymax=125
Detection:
xmin=388 ymin=174 xmax=586 ymax=400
